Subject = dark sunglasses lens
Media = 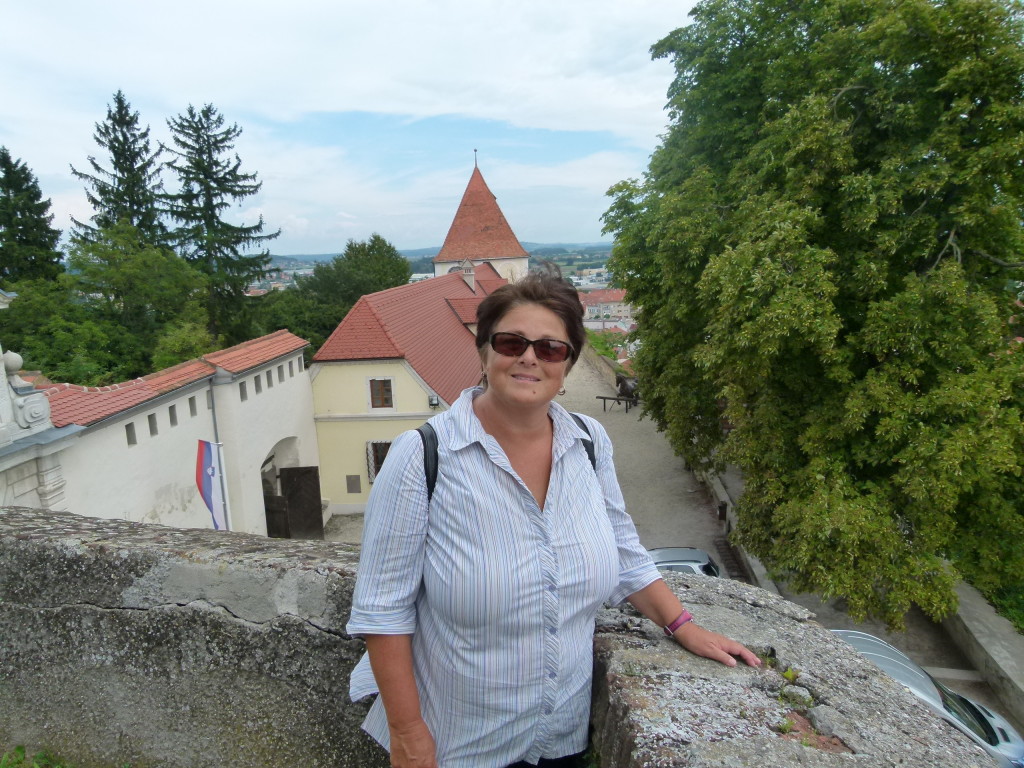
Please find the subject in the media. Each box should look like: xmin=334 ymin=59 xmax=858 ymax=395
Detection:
xmin=534 ymin=340 xmax=570 ymax=362
xmin=492 ymin=333 xmax=529 ymax=356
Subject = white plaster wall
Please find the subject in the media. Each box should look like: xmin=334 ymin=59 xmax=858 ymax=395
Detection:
xmin=60 ymin=386 xmax=218 ymax=529
xmin=59 ymin=353 xmax=319 ymax=537
xmin=211 ymin=354 xmax=319 ymax=536
xmin=432 ymin=257 xmax=527 ymax=281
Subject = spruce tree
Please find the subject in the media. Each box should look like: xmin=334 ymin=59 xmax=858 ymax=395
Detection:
xmin=0 ymin=147 xmax=63 ymax=286
xmin=164 ymin=103 xmax=279 ymax=341
xmin=70 ymin=90 xmax=166 ymax=245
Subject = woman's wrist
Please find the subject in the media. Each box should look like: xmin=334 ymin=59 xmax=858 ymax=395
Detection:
xmin=663 ymin=608 xmax=693 ymax=636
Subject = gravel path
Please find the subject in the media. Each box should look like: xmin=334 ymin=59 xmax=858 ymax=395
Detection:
xmin=558 ymin=355 xmax=729 ymax=561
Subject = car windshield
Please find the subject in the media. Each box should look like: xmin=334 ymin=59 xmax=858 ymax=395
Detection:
xmin=933 ymin=678 xmax=999 ymax=746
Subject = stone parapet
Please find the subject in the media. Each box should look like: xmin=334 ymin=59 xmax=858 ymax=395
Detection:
xmin=0 ymin=507 xmax=998 ymax=767
xmin=593 ymin=572 xmax=997 ymax=766
xmin=0 ymin=506 xmax=386 ymax=768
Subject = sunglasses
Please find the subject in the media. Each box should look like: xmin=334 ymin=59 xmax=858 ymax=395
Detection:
xmin=489 ymin=332 xmax=573 ymax=363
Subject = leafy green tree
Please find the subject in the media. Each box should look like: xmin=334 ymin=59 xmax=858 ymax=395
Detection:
xmin=0 ymin=147 xmax=63 ymax=287
xmin=302 ymin=234 xmax=411 ymax=306
xmin=164 ymin=104 xmax=279 ymax=342
xmin=253 ymin=287 xmax=328 ymax=355
xmin=70 ymin=90 xmax=166 ymax=245
xmin=151 ymin=318 xmax=215 ymax=370
xmin=604 ymin=0 xmax=1024 ymax=627
xmin=0 ymin=277 xmax=138 ymax=385
xmin=67 ymin=221 xmax=207 ymax=342
xmin=285 ymin=234 xmax=411 ymax=348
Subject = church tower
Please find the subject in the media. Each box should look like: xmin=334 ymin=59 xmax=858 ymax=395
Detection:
xmin=432 ymin=164 xmax=530 ymax=280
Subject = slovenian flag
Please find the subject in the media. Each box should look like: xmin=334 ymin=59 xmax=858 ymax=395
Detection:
xmin=196 ymin=440 xmax=227 ymax=530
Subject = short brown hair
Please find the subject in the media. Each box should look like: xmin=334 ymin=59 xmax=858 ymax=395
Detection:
xmin=476 ymin=265 xmax=585 ymax=367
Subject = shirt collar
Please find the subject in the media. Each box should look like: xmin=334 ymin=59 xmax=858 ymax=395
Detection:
xmin=445 ymin=386 xmax=591 ymax=460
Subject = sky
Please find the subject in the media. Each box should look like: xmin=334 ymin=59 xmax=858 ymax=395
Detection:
xmin=1 ymin=1 xmax=697 ymax=255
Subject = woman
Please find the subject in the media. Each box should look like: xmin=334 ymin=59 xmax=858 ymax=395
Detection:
xmin=347 ymin=270 xmax=760 ymax=768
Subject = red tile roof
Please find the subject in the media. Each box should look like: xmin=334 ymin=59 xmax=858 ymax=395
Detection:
xmin=434 ymin=167 xmax=529 ymax=264
xmin=204 ymin=329 xmax=308 ymax=374
xmin=44 ymin=330 xmax=308 ymax=428
xmin=580 ymin=288 xmax=627 ymax=306
xmin=447 ymin=297 xmax=482 ymax=324
xmin=313 ymin=264 xmax=507 ymax=404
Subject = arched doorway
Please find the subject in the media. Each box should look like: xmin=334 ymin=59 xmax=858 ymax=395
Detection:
xmin=261 ymin=437 xmax=323 ymax=539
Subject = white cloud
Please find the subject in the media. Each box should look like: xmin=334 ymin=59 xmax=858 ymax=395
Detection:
xmin=0 ymin=0 xmax=695 ymax=252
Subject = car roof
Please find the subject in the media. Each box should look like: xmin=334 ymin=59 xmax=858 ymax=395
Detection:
xmin=647 ymin=547 xmax=710 ymax=561
xmin=833 ymin=630 xmax=941 ymax=702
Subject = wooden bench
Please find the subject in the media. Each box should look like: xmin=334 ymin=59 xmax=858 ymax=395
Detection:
xmin=596 ymin=395 xmax=639 ymax=413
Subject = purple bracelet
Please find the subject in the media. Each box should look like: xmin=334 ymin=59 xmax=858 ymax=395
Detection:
xmin=663 ymin=609 xmax=693 ymax=636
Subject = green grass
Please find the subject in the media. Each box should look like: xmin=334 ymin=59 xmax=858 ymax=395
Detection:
xmin=586 ymin=328 xmax=623 ymax=362
xmin=0 ymin=747 xmax=72 ymax=768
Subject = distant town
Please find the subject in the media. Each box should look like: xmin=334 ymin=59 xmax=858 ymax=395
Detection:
xmin=255 ymin=242 xmax=615 ymax=292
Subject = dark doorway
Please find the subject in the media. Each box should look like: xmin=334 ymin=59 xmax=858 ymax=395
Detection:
xmin=279 ymin=466 xmax=324 ymax=540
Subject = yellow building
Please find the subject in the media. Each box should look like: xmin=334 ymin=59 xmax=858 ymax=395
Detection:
xmin=311 ymin=263 xmax=506 ymax=514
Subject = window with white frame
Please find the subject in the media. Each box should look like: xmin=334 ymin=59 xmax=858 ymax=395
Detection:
xmin=366 ymin=441 xmax=392 ymax=483
xmin=369 ymin=378 xmax=394 ymax=409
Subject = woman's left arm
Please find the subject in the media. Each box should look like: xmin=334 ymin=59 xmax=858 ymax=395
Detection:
xmin=627 ymin=579 xmax=761 ymax=668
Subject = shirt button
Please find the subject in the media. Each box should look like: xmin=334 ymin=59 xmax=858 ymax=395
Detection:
xmin=547 ymin=626 xmax=556 ymax=635
xmin=544 ymin=707 xmax=552 ymax=715
xmin=548 ymin=671 xmax=557 ymax=679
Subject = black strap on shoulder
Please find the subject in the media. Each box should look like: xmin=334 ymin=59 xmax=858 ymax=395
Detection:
xmin=570 ymin=413 xmax=597 ymax=473
xmin=416 ymin=413 xmax=596 ymax=503
xmin=417 ymin=422 xmax=439 ymax=502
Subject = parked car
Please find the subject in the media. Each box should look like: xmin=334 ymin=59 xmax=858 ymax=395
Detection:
xmin=647 ymin=547 xmax=721 ymax=577
xmin=833 ymin=629 xmax=1024 ymax=767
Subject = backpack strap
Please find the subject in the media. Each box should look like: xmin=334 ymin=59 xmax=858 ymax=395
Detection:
xmin=416 ymin=413 xmax=597 ymax=503
xmin=570 ymin=412 xmax=597 ymax=473
xmin=416 ymin=422 xmax=439 ymax=502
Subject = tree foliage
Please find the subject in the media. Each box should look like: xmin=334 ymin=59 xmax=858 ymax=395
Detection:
xmin=259 ymin=234 xmax=411 ymax=351
xmin=67 ymin=221 xmax=207 ymax=345
xmin=70 ymin=90 xmax=166 ymax=245
xmin=165 ymin=104 xmax=279 ymax=342
xmin=0 ymin=147 xmax=63 ymax=287
xmin=604 ymin=0 xmax=1024 ymax=627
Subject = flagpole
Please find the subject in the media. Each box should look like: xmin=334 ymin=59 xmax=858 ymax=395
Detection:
xmin=208 ymin=380 xmax=232 ymax=531
xmin=214 ymin=441 xmax=232 ymax=532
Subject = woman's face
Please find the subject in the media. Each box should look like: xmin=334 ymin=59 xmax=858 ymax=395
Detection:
xmin=480 ymin=303 xmax=571 ymax=410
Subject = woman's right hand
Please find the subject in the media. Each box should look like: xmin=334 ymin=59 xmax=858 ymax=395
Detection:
xmin=389 ymin=718 xmax=437 ymax=767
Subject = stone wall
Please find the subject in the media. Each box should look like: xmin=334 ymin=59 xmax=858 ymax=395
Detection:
xmin=0 ymin=507 xmax=999 ymax=767
xmin=0 ymin=507 xmax=387 ymax=768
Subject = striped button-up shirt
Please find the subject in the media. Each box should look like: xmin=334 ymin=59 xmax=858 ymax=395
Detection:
xmin=347 ymin=387 xmax=660 ymax=767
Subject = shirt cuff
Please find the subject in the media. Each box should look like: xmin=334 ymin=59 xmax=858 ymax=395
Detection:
xmin=609 ymin=562 xmax=662 ymax=606
xmin=346 ymin=607 xmax=417 ymax=637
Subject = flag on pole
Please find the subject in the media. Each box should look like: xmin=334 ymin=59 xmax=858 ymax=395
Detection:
xmin=196 ymin=439 xmax=227 ymax=530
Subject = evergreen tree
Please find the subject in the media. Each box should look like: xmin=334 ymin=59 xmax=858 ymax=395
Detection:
xmin=164 ymin=103 xmax=279 ymax=342
xmin=70 ymin=90 xmax=166 ymax=245
xmin=0 ymin=147 xmax=63 ymax=286
xmin=604 ymin=0 xmax=1024 ymax=627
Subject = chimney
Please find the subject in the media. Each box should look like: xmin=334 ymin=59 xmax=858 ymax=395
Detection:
xmin=461 ymin=259 xmax=475 ymax=291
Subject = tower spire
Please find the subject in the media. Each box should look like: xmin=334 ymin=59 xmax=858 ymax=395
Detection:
xmin=473 ymin=148 xmax=478 ymax=168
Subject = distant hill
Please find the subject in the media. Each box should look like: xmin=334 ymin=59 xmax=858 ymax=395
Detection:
xmin=271 ymin=241 xmax=611 ymax=263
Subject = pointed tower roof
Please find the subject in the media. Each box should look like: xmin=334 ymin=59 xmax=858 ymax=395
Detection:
xmin=433 ymin=167 xmax=529 ymax=264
